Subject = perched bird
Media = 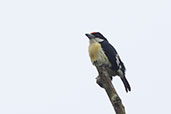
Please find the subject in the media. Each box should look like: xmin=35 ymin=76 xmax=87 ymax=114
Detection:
xmin=85 ymin=32 xmax=131 ymax=92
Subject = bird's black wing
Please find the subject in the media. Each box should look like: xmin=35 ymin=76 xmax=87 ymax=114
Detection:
xmin=100 ymin=41 xmax=130 ymax=92
xmin=100 ymin=41 xmax=126 ymax=72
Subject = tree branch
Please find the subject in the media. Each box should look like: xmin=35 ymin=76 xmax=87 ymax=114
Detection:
xmin=96 ymin=65 xmax=126 ymax=114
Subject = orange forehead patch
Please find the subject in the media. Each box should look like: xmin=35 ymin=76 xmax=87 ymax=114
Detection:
xmin=91 ymin=32 xmax=97 ymax=34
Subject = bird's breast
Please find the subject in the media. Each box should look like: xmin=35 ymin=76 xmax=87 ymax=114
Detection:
xmin=88 ymin=42 xmax=111 ymax=66
xmin=89 ymin=42 xmax=101 ymax=62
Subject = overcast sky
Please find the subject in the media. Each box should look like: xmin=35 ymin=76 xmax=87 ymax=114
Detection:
xmin=0 ymin=0 xmax=171 ymax=114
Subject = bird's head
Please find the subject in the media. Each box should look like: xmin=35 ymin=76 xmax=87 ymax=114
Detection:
xmin=85 ymin=32 xmax=108 ymax=42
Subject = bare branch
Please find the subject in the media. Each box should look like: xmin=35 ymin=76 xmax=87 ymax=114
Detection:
xmin=96 ymin=65 xmax=126 ymax=114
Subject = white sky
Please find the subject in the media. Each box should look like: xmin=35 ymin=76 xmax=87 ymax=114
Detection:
xmin=0 ymin=0 xmax=171 ymax=114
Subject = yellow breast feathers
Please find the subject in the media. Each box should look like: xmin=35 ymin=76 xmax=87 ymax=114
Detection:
xmin=88 ymin=42 xmax=101 ymax=62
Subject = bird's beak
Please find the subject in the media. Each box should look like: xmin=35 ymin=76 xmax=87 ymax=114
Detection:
xmin=85 ymin=33 xmax=95 ymax=39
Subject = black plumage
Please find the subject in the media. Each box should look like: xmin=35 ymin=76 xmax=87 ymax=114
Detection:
xmin=100 ymin=41 xmax=130 ymax=92
xmin=100 ymin=41 xmax=121 ymax=71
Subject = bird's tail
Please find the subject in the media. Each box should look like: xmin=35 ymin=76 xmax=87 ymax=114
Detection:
xmin=120 ymin=76 xmax=131 ymax=92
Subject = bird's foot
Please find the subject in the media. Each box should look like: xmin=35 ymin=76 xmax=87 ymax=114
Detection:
xmin=96 ymin=76 xmax=104 ymax=88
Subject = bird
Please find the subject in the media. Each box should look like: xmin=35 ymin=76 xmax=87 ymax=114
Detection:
xmin=85 ymin=32 xmax=131 ymax=92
